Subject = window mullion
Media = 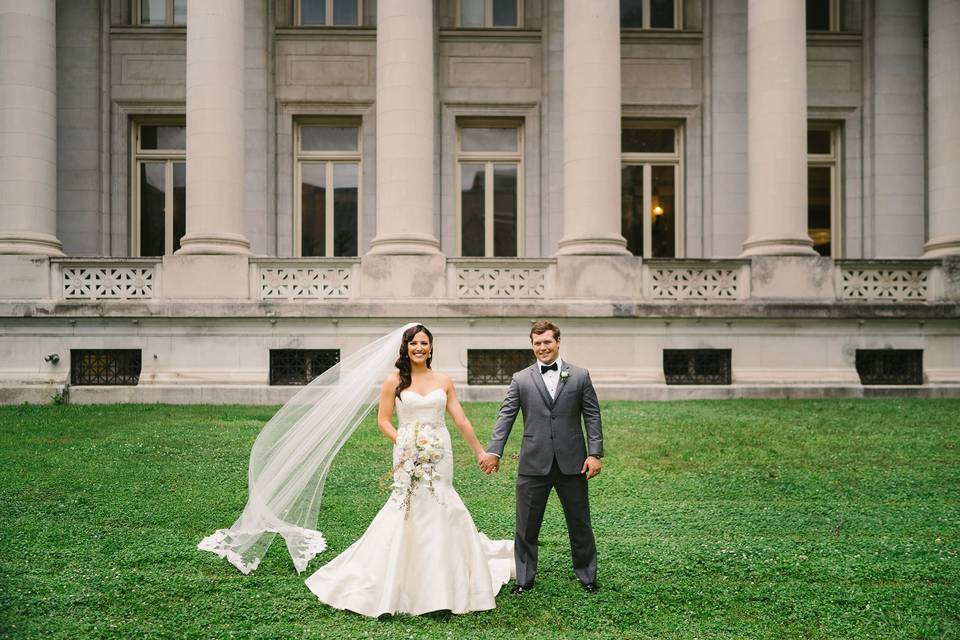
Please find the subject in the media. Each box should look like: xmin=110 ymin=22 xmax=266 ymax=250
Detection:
xmin=485 ymin=0 xmax=493 ymax=28
xmin=165 ymin=160 xmax=174 ymax=255
xmin=484 ymin=163 xmax=494 ymax=256
xmin=294 ymin=160 xmax=302 ymax=258
xmin=643 ymin=0 xmax=651 ymax=29
xmin=327 ymin=0 xmax=334 ymax=26
xmin=326 ymin=161 xmax=335 ymax=257
xmin=643 ymin=164 xmax=653 ymax=258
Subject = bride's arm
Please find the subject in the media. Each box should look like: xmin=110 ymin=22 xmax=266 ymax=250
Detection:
xmin=443 ymin=376 xmax=486 ymax=461
xmin=377 ymin=376 xmax=399 ymax=443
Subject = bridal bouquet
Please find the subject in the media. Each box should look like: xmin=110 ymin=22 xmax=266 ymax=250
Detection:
xmin=387 ymin=421 xmax=443 ymax=515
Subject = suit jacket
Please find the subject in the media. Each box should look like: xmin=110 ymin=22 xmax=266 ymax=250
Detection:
xmin=487 ymin=360 xmax=603 ymax=475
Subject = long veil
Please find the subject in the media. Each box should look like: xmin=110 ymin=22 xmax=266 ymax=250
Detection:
xmin=198 ymin=322 xmax=418 ymax=574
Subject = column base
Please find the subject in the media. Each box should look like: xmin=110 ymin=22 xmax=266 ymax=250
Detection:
xmin=555 ymin=233 xmax=630 ymax=256
xmin=176 ymin=231 xmax=250 ymax=255
xmin=367 ymin=232 xmax=441 ymax=255
xmin=0 ymin=231 xmax=65 ymax=256
xmin=923 ymin=235 xmax=960 ymax=258
xmin=740 ymin=234 xmax=817 ymax=257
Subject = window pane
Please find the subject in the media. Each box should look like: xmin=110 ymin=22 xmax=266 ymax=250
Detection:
xmin=806 ymin=0 xmax=831 ymax=31
xmin=141 ymin=125 xmax=185 ymax=151
xmin=492 ymin=0 xmax=518 ymax=27
xmin=461 ymin=164 xmax=485 ymax=257
xmin=622 ymin=128 xmax=674 ymax=154
xmin=173 ymin=0 xmax=186 ymax=25
xmin=621 ymin=165 xmax=644 ymax=256
xmin=460 ymin=0 xmax=484 ymax=27
xmin=300 ymin=0 xmax=326 ymax=25
xmin=651 ymin=165 xmax=675 ymax=258
xmin=301 ymin=126 xmax=359 ymax=152
xmin=620 ymin=0 xmax=643 ymax=28
xmin=140 ymin=0 xmax=166 ymax=24
xmin=140 ymin=163 xmax=166 ymax=257
xmin=650 ymin=0 xmax=674 ymax=28
xmin=807 ymin=129 xmax=832 ymax=155
xmin=808 ymin=166 xmax=832 ymax=256
xmin=333 ymin=0 xmax=359 ymax=25
xmin=301 ymin=164 xmax=327 ymax=256
xmin=493 ymin=165 xmax=518 ymax=257
xmin=461 ymin=127 xmax=518 ymax=153
xmin=333 ymin=163 xmax=358 ymax=256
xmin=173 ymin=162 xmax=186 ymax=253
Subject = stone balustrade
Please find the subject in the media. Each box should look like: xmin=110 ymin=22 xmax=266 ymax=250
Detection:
xmin=12 ymin=255 xmax=949 ymax=304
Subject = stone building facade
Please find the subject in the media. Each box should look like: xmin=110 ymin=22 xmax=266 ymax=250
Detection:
xmin=1 ymin=0 xmax=958 ymax=403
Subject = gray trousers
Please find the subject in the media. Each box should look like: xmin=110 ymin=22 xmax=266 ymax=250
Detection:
xmin=514 ymin=458 xmax=597 ymax=586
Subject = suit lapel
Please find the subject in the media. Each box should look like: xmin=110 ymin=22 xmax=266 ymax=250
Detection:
xmin=552 ymin=363 xmax=572 ymax=406
xmin=529 ymin=364 xmax=554 ymax=408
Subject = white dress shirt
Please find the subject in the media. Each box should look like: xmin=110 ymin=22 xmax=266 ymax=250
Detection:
xmin=540 ymin=357 xmax=562 ymax=399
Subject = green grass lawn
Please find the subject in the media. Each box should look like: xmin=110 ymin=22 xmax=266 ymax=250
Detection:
xmin=0 ymin=400 xmax=958 ymax=639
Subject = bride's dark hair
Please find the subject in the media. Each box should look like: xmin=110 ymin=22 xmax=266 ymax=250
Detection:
xmin=395 ymin=324 xmax=433 ymax=398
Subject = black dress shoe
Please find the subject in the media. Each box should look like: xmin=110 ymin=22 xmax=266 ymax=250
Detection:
xmin=510 ymin=583 xmax=534 ymax=595
xmin=581 ymin=582 xmax=599 ymax=594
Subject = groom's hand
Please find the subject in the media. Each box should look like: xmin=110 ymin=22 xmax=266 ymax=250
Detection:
xmin=581 ymin=456 xmax=602 ymax=480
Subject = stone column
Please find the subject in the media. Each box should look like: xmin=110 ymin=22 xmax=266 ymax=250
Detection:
xmin=177 ymin=0 xmax=250 ymax=254
xmin=870 ymin=0 xmax=924 ymax=257
xmin=741 ymin=0 xmax=816 ymax=256
xmin=924 ymin=0 xmax=960 ymax=258
xmin=0 ymin=0 xmax=64 ymax=255
xmin=367 ymin=0 xmax=440 ymax=254
xmin=556 ymin=0 xmax=628 ymax=255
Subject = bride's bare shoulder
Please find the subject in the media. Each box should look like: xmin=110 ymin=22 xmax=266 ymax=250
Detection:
xmin=381 ymin=371 xmax=401 ymax=390
xmin=435 ymin=371 xmax=454 ymax=391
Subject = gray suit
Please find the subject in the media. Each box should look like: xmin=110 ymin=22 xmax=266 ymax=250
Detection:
xmin=487 ymin=360 xmax=603 ymax=586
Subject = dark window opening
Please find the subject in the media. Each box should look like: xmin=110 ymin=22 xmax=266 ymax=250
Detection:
xmin=855 ymin=350 xmax=923 ymax=385
xmin=467 ymin=349 xmax=535 ymax=385
xmin=270 ymin=349 xmax=341 ymax=385
xmin=663 ymin=349 xmax=732 ymax=385
xmin=71 ymin=350 xmax=142 ymax=386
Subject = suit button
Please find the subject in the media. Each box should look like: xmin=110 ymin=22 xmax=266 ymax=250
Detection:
xmin=551 ymin=415 xmax=556 ymax=419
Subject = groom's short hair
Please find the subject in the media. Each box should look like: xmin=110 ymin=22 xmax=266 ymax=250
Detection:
xmin=530 ymin=320 xmax=560 ymax=342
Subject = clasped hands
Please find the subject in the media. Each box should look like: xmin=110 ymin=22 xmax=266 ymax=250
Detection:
xmin=477 ymin=452 xmax=500 ymax=474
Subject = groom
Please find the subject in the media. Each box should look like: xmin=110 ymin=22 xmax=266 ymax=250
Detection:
xmin=480 ymin=320 xmax=603 ymax=594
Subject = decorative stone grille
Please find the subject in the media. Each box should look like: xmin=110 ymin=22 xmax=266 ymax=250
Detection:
xmin=259 ymin=268 xmax=351 ymax=300
xmin=456 ymin=268 xmax=546 ymax=299
xmin=62 ymin=267 xmax=155 ymax=300
xmin=650 ymin=268 xmax=739 ymax=300
xmin=663 ymin=349 xmax=732 ymax=385
xmin=467 ymin=349 xmax=535 ymax=385
xmin=840 ymin=270 xmax=928 ymax=301
xmin=70 ymin=349 xmax=142 ymax=385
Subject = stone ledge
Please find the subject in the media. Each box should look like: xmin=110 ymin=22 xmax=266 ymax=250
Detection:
xmin=4 ymin=382 xmax=958 ymax=406
xmin=2 ymin=299 xmax=958 ymax=320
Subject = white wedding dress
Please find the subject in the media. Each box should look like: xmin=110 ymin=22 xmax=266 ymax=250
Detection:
xmin=304 ymin=388 xmax=514 ymax=617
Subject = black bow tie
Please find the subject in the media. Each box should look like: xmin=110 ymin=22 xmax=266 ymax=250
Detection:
xmin=540 ymin=362 xmax=558 ymax=374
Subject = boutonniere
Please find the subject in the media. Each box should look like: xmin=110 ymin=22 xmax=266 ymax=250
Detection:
xmin=559 ymin=370 xmax=570 ymax=382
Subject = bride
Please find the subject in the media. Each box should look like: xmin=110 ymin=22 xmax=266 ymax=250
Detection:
xmin=198 ymin=323 xmax=513 ymax=617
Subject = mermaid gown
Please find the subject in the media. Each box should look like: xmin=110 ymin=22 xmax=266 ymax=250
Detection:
xmin=304 ymin=387 xmax=514 ymax=617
